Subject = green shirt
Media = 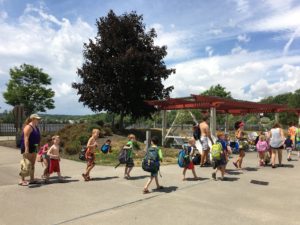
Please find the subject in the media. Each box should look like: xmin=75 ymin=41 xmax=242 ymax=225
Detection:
xmin=126 ymin=141 xmax=133 ymax=158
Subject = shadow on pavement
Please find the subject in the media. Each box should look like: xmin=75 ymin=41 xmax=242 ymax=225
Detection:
xmin=243 ymin=167 xmax=259 ymax=172
xmin=127 ymin=175 xmax=149 ymax=180
xmin=89 ymin=176 xmax=119 ymax=181
xmin=185 ymin=177 xmax=209 ymax=181
xmin=250 ymin=180 xmax=269 ymax=186
xmin=282 ymin=164 xmax=294 ymax=168
xmin=225 ymin=170 xmax=242 ymax=175
xmin=221 ymin=177 xmax=240 ymax=182
xmin=152 ymin=186 xmax=178 ymax=193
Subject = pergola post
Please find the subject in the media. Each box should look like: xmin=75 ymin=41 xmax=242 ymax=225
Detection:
xmin=210 ymin=107 xmax=216 ymax=136
xmin=161 ymin=110 xmax=167 ymax=146
xmin=275 ymin=113 xmax=279 ymax=123
xmin=225 ymin=113 xmax=229 ymax=133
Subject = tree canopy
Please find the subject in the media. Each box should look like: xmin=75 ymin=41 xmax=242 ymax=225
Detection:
xmin=260 ymin=89 xmax=300 ymax=125
xmin=72 ymin=10 xmax=175 ymax=128
xmin=201 ymin=84 xmax=232 ymax=98
xmin=3 ymin=64 xmax=55 ymax=116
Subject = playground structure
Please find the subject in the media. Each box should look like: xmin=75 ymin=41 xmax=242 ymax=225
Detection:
xmin=147 ymin=95 xmax=300 ymax=146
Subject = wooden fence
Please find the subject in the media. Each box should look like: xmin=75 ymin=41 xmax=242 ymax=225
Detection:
xmin=0 ymin=123 xmax=68 ymax=136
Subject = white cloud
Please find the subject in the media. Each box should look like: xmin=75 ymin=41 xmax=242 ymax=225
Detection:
xmin=231 ymin=46 xmax=248 ymax=55
xmin=205 ymin=46 xmax=214 ymax=57
xmin=152 ymin=23 xmax=194 ymax=61
xmin=0 ymin=5 xmax=94 ymax=114
xmin=237 ymin=34 xmax=250 ymax=43
xmin=246 ymin=6 xmax=300 ymax=32
xmin=165 ymin=50 xmax=300 ymax=101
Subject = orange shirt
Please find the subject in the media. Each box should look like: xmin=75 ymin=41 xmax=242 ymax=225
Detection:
xmin=288 ymin=126 xmax=296 ymax=137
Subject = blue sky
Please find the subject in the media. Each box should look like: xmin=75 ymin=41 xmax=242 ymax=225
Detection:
xmin=0 ymin=0 xmax=300 ymax=115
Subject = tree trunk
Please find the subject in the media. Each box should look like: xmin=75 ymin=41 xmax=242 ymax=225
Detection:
xmin=111 ymin=113 xmax=115 ymax=129
xmin=119 ymin=111 xmax=125 ymax=130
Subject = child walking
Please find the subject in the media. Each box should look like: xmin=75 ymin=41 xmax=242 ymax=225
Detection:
xmin=212 ymin=131 xmax=227 ymax=181
xmin=41 ymin=136 xmax=52 ymax=181
xmin=182 ymin=138 xmax=198 ymax=181
xmin=47 ymin=135 xmax=63 ymax=182
xmin=82 ymin=129 xmax=100 ymax=181
xmin=123 ymin=134 xmax=136 ymax=179
xmin=143 ymin=136 xmax=163 ymax=194
xmin=256 ymin=135 xmax=269 ymax=166
xmin=284 ymin=136 xmax=293 ymax=161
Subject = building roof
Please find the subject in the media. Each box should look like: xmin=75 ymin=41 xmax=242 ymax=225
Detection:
xmin=147 ymin=95 xmax=300 ymax=115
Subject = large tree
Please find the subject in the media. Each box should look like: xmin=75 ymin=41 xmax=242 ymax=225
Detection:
xmin=3 ymin=64 xmax=55 ymax=116
xmin=201 ymin=84 xmax=232 ymax=98
xmin=72 ymin=10 xmax=175 ymax=128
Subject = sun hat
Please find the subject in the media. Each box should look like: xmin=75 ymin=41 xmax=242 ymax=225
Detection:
xmin=30 ymin=114 xmax=41 ymax=120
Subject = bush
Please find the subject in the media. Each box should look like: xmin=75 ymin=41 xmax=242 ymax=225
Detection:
xmin=103 ymin=127 xmax=113 ymax=136
xmin=64 ymin=140 xmax=81 ymax=155
xmin=78 ymin=135 xmax=89 ymax=145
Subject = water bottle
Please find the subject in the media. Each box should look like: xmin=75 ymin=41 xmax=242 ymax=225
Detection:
xmin=34 ymin=144 xmax=39 ymax=153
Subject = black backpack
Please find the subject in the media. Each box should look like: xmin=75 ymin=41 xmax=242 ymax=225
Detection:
xmin=142 ymin=147 xmax=160 ymax=173
xmin=79 ymin=146 xmax=87 ymax=161
xmin=193 ymin=125 xmax=201 ymax=140
xmin=115 ymin=147 xmax=129 ymax=168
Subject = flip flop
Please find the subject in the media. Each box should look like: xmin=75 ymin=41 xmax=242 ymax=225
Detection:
xmin=18 ymin=181 xmax=29 ymax=186
xmin=143 ymin=189 xmax=150 ymax=194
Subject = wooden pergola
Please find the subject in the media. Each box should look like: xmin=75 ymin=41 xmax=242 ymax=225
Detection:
xmin=147 ymin=95 xmax=300 ymax=145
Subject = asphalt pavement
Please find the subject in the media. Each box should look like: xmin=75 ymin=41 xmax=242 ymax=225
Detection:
xmin=0 ymin=145 xmax=299 ymax=225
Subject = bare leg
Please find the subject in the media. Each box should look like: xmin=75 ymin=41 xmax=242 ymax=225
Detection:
xmin=271 ymin=149 xmax=277 ymax=166
xmin=154 ymin=176 xmax=160 ymax=188
xmin=182 ymin=168 xmax=187 ymax=180
xmin=127 ymin=167 xmax=133 ymax=177
xmin=278 ymin=149 xmax=282 ymax=165
xmin=144 ymin=177 xmax=154 ymax=191
xmin=192 ymin=168 xmax=198 ymax=179
xmin=26 ymin=153 xmax=36 ymax=181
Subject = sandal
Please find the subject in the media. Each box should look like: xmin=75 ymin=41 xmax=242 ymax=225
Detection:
xmin=82 ymin=173 xmax=89 ymax=181
xmin=156 ymin=186 xmax=164 ymax=190
xmin=143 ymin=189 xmax=150 ymax=194
xmin=18 ymin=181 xmax=29 ymax=186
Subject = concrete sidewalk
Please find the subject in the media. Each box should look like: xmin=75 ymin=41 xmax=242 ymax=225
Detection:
xmin=0 ymin=146 xmax=300 ymax=225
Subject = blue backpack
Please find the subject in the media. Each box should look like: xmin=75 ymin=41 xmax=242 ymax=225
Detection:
xmin=142 ymin=147 xmax=160 ymax=173
xmin=101 ymin=144 xmax=110 ymax=154
xmin=178 ymin=145 xmax=191 ymax=168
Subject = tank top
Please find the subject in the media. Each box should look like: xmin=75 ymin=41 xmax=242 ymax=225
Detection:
xmin=20 ymin=124 xmax=41 ymax=152
xmin=270 ymin=128 xmax=283 ymax=148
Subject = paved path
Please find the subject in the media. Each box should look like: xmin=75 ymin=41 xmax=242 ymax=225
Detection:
xmin=0 ymin=146 xmax=300 ymax=225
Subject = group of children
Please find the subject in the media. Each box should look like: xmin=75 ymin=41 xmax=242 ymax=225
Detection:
xmin=79 ymin=129 xmax=163 ymax=194
xmin=33 ymin=135 xmax=63 ymax=183
xmin=23 ymin=123 xmax=300 ymax=193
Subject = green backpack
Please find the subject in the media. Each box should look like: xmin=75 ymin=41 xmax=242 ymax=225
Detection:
xmin=211 ymin=142 xmax=223 ymax=161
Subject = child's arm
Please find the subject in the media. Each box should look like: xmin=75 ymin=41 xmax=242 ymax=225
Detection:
xmin=86 ymin=137 xmax=97 ymax=149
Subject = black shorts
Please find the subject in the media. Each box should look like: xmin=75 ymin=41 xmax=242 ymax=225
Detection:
xmin=271 ymin=146 xmax=284 ymax=150
xmin=126 ymin=158 xmax=134 ymax=167
xmin=20 ymin=146 xmax=37 ymax=154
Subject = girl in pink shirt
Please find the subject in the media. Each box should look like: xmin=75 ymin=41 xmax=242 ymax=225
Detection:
xmin=256 ymin=135 xmax=269 ymax=166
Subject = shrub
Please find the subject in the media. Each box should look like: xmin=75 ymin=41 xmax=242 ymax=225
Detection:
xmin=103 ymin=127 xmax=113 ymax=136
xmin=64 ymin=140 xmax=81 ymax=155
xmin=78 ymin=135 xmax=89 ymax=145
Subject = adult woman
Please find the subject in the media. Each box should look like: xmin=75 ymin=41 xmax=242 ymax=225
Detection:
xmin=233 ymin=121 xmax=246 ymax=169
xmin=19 ymin=114 xmax=41 ymax=185
xmin=269 ymin=123 xmax=285 ymax=168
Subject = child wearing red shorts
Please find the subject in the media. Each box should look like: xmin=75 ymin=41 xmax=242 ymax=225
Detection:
xmin=47 ymin=135 xmax=63 ymax=182
xmin=182 ymin=138 xmax=199 ymax=181
xmin=82 ymin=129 xmax=99 ymax=181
